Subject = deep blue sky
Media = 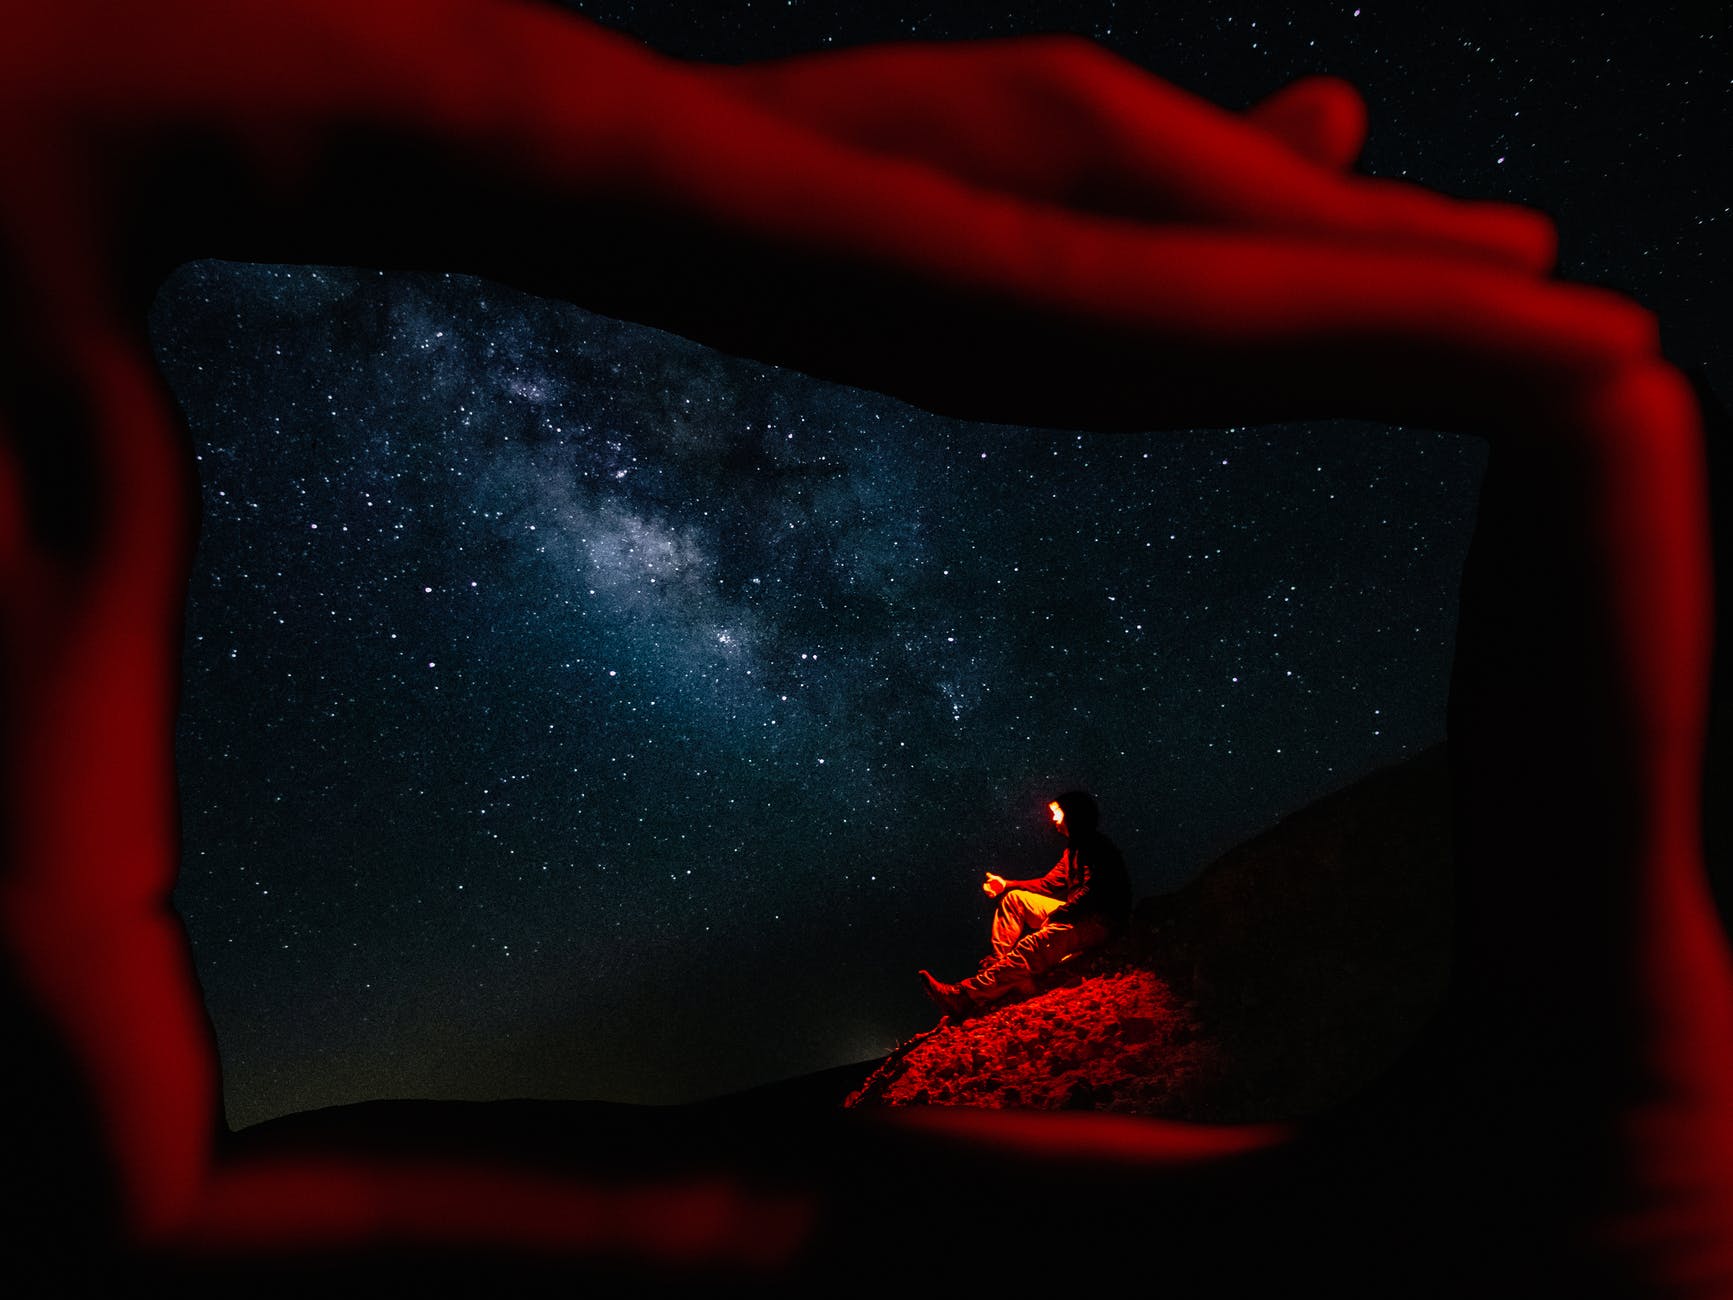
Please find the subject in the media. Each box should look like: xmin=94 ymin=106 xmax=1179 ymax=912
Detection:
xmin=150 ymin=1 xmax=1727 ymax=1128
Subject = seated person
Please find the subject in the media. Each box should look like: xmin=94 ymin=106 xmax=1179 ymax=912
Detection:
xmin=920 ymin=790 xmax=1132 ymax=1018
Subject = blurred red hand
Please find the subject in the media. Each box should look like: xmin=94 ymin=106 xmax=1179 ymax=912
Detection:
xmin=0 ymin=3 xmax=1725 ymax=1295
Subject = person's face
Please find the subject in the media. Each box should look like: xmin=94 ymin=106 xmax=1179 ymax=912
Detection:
xmin=1049 ymin=801 xmax=1068 ymax=837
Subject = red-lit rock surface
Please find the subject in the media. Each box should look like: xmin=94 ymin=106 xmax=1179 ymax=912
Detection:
xmin=849 ymin=956 xmax=1220 ymax=1114
xmin=849 ymin=744 xmax=1453 ymax=1121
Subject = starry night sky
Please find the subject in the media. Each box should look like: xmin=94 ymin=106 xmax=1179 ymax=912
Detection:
xmin=147 ymin=1 xmax=1728 ymax=1129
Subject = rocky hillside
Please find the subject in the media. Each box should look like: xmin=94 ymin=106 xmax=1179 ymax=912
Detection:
xmin=847 ymin=950 xmax=1222 ymax=1113
xmin=847 ymin=744 xmax=1453 ymax=1122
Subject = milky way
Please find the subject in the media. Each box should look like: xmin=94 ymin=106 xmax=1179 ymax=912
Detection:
xmin=154 ymin=261 xmax=1482 ymax=1124
xmin=148 ymin=0 xmax=1726 ymax=1128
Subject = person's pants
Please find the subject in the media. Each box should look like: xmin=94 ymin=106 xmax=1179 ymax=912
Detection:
xmin=971 ymin=889 xmax=1109 ymax=1002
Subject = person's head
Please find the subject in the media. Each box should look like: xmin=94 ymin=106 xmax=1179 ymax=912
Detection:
xmin=1048 ymin=790 xmax=1099 ymax=838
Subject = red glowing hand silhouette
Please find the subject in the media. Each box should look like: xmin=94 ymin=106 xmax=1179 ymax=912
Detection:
xmin=1 ymin=2 xmax=1726 ymax=1294
xmin=705 ymin=37 xmax=1554 ymax=271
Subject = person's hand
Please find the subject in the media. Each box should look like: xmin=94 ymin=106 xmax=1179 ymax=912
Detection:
xmin=983 ymin=872 xmax=1008 ymax=899
xmin=1 ymin=1 xmax=1727 ymax=1292
xmin=703 ymin=38 xmax=1554 ymax=273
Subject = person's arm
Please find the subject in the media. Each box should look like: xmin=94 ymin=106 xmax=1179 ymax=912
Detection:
xmin=1021 ymin=857 xmax=1071 ymax=897
xmin=1050 ymin=841 xmax=1129 ymax=922
xmin=1050 ymin=863 xmax=1091 ymax=919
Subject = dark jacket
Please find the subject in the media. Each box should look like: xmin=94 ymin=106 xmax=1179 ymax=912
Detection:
xmin=1009 ymin=828 xmax=1132 ymax=932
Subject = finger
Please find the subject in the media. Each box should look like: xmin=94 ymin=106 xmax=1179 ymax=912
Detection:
xmin=1243 ymin=75 xmax=1367 ymax=171
xmin=1239 ymin=77 xmax=1553 ymax=277
xmin=1335 ymin=176 xmax=1558 ymax=277
xmin=705 ymin=36 xmax=1554 ymax=274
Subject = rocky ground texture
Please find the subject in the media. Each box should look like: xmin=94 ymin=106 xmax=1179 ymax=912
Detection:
xmin=847 ymin=952 xmax=1220 ymax=1114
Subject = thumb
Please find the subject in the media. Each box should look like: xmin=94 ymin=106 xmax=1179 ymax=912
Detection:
xmin=1245 ymin=75 xmax=1368 ymax=171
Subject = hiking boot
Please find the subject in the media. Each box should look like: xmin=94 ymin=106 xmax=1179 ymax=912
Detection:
xmin=918 ymin=969 xmax=978 ymax=1020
